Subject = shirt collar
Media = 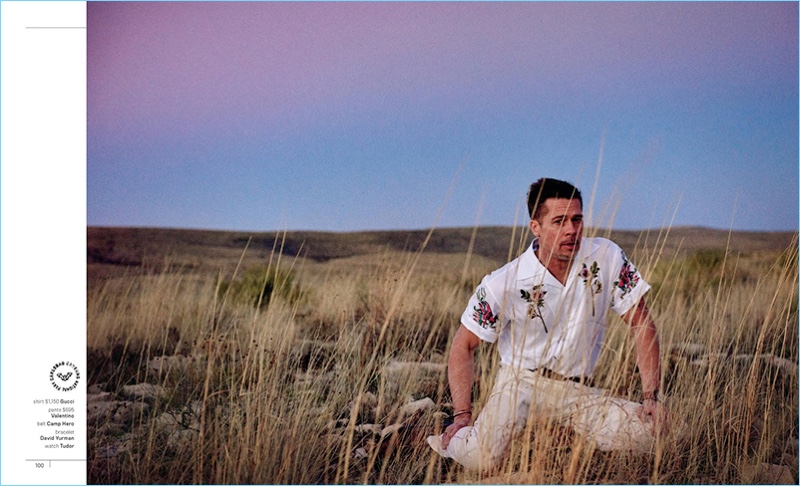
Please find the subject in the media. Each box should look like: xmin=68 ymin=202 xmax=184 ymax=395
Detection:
xmin=517 ymin=238 xmax=542 ymax=280
xmin=517 ymin=237 xmax=597 ymax=281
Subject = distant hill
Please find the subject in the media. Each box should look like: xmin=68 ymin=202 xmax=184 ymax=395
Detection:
xmin=88 ymin=226 xmax=797 ymax=281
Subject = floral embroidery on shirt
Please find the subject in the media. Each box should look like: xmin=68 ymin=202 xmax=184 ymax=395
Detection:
xmin=613 ymin=251 xmax=640 ymax=300
xmin=472 ymin=287 xmax=498 ymax=330
xmin=520 ymin=284 xmax=548 ymax=333
xmin=579 ymin=261 xmax=602 ymax=316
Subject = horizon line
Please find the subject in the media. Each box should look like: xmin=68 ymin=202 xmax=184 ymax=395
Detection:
xmin=86 ymin=224 xmax=800 ymax=235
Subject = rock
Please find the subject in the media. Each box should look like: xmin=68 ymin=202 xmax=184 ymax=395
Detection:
xmin=153 ymin=402 xmax=203 ymax=451
xmin=148 ymin=355 xmax=202 ymax=376
xmin=380 ymin=423 xmax=403 ymax=440
xmin=326 ymin=419 xmax=350 ymax=430
xmin=375 ymin=420 xmax=431 ymax=453
xmin=186 ymin=400 xmax=203 ymax=417
xmin=88 ymin=400 xmax=149 ymax=426
xmin=87 ymin=400 xmax=119 ymax=424
xmin=294 ymin=371 xmax=337 ymax=398
xmin=689 ymin=357 xmax=707 ymax=368
xmin=155 ymin=411 xmax=180 ymax=428
xmin=111 ymin=401 xmax=149 ymax=424
xmin=381 ymin=361 xmax=446 ymax=406
xmin=357 ymin=391 xmax=379 ymax=412
xmin=780 ymin=452 xmax=798 ymax=472
xmin=399 ymin=397 xmax=435 ymax=418
xmin=669 ymin=342 xmax=706 ymax=359
xmin=121 ymin=383 xmax=167 ymax=401
xmin=167 ymin=429 xmax=197 ymax=450
xmin=88 ymin=392 xmax=113 ymax=403
xmin=785 ymin=437 xmax=799 ymax=455
xmin=687 ymin=352 xmax=799 ymax=376
xmin=96 ymin=434 xmax=134 ymax=459
xmin=763 ymin=354 xmax=799 ymax=374
xmin=95 ymin=422 xmax=126 ymax=439
xmin=740 ymin=462 xmax=796 ymax=484
xmin=341 ymin=392 xmax=379 ymax=423
xmin=383 ymin=360 xmax=446 ymax=376
xmin=353 ymin=424 xmax=382 ymax=436
xmin=308 ymin=406 xmax=328 ymax=417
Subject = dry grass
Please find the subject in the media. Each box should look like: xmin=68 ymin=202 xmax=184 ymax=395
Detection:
xmin=86 ymin=226 xmax=798 ymax=484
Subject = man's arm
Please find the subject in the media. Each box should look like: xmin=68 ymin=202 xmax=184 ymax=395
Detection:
xmin=441 ymin=324 xmax=481 ymax=449
xmin=623 ymin=296 xmax=669 ymax=433
xmin=624 ymin=296 xmax=660 ymax=395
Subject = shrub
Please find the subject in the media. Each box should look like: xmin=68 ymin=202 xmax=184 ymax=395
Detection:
xmin=218 ymin=265 xmax=300 ymax=309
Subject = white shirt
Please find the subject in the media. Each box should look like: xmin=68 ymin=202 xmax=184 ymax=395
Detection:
xmin=461 ymin=237 xmax=650 ymax=378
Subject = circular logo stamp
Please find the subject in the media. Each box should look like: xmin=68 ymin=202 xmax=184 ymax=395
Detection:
xmin=50 ymin=361 xmax=80 ymax=392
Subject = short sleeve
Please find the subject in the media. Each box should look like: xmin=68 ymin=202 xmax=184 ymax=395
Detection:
xmin=460 ymin=277 xmax=504 ymax=343
xmin=609 ymin=250 xmax=651 ymax=316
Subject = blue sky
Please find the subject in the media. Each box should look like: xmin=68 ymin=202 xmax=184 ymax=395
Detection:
xmin=87 ymin=1 xmax=799 ymax=232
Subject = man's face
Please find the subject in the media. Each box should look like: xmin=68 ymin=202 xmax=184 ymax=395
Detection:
xmin=529 ymin=198 xmax=583 ymax=263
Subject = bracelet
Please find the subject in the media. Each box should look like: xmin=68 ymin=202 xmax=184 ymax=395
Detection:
xmin=642 ymin=390 xmax=659 ymax=402
xmin=452 ymin=409 xmax=471 ymax=419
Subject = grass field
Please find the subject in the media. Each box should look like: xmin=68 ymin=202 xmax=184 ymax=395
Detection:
xmin=86 ymin=225 xmax=798 ymax=484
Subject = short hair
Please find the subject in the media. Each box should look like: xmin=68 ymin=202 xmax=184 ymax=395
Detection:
xmin=527 ymin=178 xmax=583 ymax=221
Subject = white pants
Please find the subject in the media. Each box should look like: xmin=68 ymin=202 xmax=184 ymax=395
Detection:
xmin=428 ymin=366 xmax=659 ymax=471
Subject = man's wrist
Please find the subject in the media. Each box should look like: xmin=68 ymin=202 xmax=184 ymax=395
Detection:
xmin=452 ymin=408 xmax=471 ymax=419
xmin=642 ymin=390 xmax=659 ymax=402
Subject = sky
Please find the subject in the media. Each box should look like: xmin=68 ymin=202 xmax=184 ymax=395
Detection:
xmin=87 ymin=1 xmax=799 ymax=233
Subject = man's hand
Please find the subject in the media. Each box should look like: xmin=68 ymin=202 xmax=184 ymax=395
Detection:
xmin=637 ymin=399 xmax=671 ymax=436
xmin=441 ymin=412 xmax=472 ymax=449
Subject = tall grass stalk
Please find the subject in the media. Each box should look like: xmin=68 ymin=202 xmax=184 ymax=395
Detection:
xmin=87 ymin=223 xmax=797 ymax=483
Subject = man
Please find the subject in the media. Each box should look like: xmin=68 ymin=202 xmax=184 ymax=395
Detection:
xmin=427 ymin=178 xmax=673 ymax=471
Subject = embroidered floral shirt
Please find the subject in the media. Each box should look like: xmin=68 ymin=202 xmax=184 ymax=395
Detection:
xmin=461 ymin=237 xmax=650 ymax=378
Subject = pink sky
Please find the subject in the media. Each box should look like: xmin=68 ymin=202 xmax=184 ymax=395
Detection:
xmin=88 ymin=2 xmax=798 ymax=231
